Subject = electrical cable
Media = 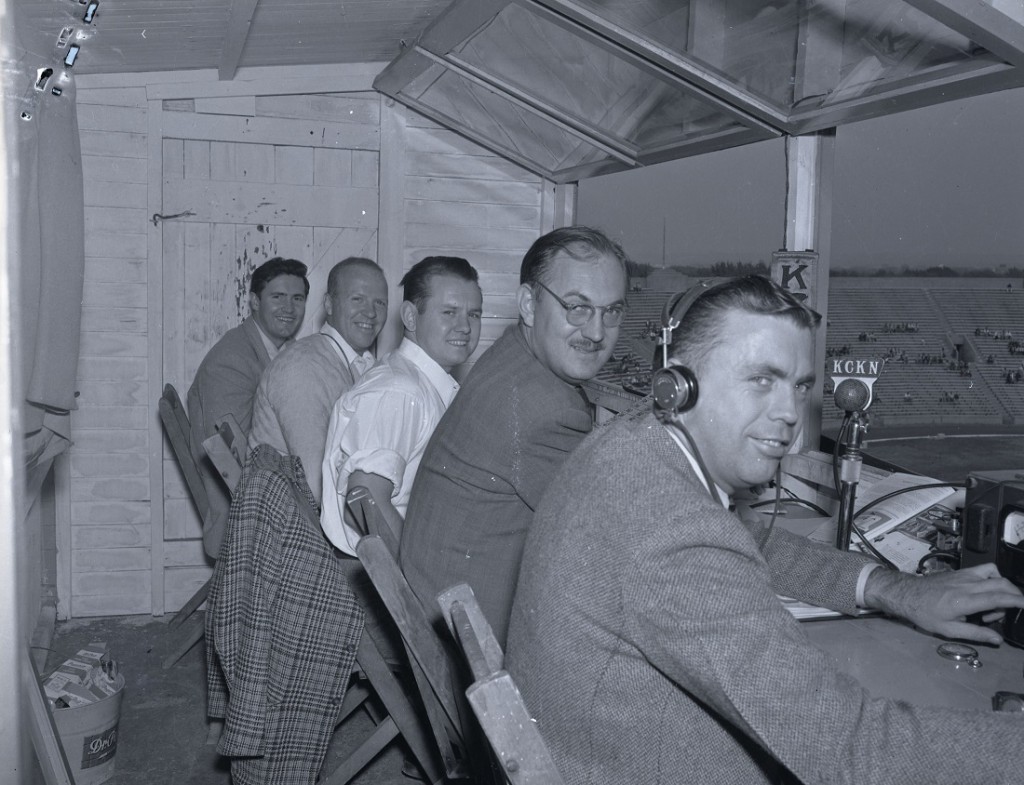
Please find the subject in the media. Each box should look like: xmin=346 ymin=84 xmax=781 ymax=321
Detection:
xmin=853 ymin=481 xmax=964 ymax=519
xmin=749 ymin=496 xmax=830 ymax=517
xmin=850 ymin=527 xmax=899 ymax=570
xmin=916 ymin=550 xmax=959 ymax=575
xmin=826 ymin=412 xmax=965 ymax=572
xmin=832 ymin=413 xmax=852 ymax=496
xmin=763 ymin=465 xmax=783 ymax=537
xmin=668 ymin=420 xmax=723 ymax=510
xmin=794 ymin=498 xmax=830 ymax=516
xmin=849 ymin=481 xmax=964 ymax=570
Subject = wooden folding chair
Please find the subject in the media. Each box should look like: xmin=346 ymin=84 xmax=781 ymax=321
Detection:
xmin=345 ymin=485 xmax=401 ymax=557
xmin=160 ymin=386 xmax=254 ymax=669
xmin=322 ymin=617 xmax=443 ymax=785
xmin=157 ymin=383 xmax=214 ymax=667
xmin=320 ymin=487 xmax=445 ymax=784
xmin=346 ymin=486 xmax=467 ymax=768
xmin=201 ymin=414 xmax=248 ymax=494
xmin=354 ymin=534 xmax=486 ymax=783
xmin=158 ymin=383 xmax=209 ymax=534
xmin=437 ymin=583 xmax=565 ymax=785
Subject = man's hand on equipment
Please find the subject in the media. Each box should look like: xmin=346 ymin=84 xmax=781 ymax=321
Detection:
xmin=863 ymin=562 xmax=1024 ymax=645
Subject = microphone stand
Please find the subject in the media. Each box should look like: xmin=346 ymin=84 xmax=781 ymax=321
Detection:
xmin=835 ymin=411 xmax=869 ymax=551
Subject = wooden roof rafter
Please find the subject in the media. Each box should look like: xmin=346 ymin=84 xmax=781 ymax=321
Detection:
xmin=219 ymin=0 xmax=261 ymax=81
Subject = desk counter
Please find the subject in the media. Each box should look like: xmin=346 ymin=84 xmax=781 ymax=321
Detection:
xmin=805 ymin=615 xmax=1024 ymax=711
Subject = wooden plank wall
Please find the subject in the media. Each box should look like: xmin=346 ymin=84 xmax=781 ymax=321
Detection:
xmin=72 ymin=85 xmax=152 ymax=617
xmin=403 ymin=112 xmax=543 ymax=361
xmin=65 ymin=64 xmax=566 ymax=617
xmin=158 ymin=90 xmax=384 ymax=615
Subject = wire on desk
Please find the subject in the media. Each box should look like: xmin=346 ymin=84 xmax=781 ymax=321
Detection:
xmin=750 ymin=495 xmax=830 ymax=517
xmin=764 ymin=466 xmax=783 ymax=535
xmin=851 ymin=526 xmax=899 ymax=570
xmin=916 ymin=550 xmax=959 ymax=575
xmin=782 ymin=487 xmax=830 ymax=517
xmin=832 ymin=413 xmax=852 ymax=497
xmin=853 ymin=481 xmax=964 ymax=519
xmin=849 ymin=481 xmax=964 ymax=572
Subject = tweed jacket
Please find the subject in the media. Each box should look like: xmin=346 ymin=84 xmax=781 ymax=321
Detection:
xmin=401 ymin=324 xmax=593 ymax=647
xmin=206 ymin=446 xmax=363 ymax=785
xmin=250 ymin=326 xmax=359 ymax=501
xmin=507 ymin=413 xmax=1024 ymax=785
xmin=187 ymin=316 xmax=272 ymax=557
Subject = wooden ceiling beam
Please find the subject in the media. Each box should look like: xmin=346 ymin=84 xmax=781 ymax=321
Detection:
xmin=219 ymin=0 xmax=261 ymax=81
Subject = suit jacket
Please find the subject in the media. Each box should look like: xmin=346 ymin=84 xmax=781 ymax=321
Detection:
xmin=401 ymin=324 xmax=593 ymax=646
xmin=250 ymin=328 xmax=357 ymax=501
xmin=507 ymin=413 xmax=1023 ymax=785
xmin=187 ymin=316 xmax=271 ymax=557
xmin=206 ymin=445 xmax=363 ymax=785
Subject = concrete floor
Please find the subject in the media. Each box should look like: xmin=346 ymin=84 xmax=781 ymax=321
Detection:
xmin=45 ymin=613 xmax=410 ymax=785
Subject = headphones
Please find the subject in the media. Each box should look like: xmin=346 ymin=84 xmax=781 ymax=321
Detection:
xmin=651 ymin=281 xmax=710 ymax=415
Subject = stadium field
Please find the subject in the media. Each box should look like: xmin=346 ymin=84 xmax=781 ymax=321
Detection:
xmin=825 ymin=425 xmax=1024 ymax=484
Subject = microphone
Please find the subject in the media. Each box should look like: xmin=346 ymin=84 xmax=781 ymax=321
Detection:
xmin=828 ymin=362 xmax=884 ymax=551
xmin=829 ymin=358 xmax=884 ymax=412
xmin=834 ymin=411 xmax=867 ymax=552
xmin=834 ymin=378 xmax=870 ymax=413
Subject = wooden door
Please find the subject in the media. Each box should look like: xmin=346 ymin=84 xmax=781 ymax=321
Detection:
xmin=156 ymin=94 xmax=381 ymax=612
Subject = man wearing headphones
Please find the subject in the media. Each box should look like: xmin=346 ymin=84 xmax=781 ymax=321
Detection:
xmin=507 ymin=275 xmax=1024 ymax=785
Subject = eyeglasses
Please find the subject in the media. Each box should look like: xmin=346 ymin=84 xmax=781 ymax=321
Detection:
xmin=534 ymin=281 xmax=626 ymax=328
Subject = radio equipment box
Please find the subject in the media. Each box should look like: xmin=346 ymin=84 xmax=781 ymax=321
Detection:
xmin=961 ymin=469 xmax=1024 ymax=646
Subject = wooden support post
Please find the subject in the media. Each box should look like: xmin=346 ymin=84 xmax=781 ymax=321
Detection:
xmin=784 ymin=131 xmax=835 ymax=451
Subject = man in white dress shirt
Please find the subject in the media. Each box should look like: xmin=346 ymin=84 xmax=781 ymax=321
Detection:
xmin=251 ymin=257 xmax=388 ymax=500
xmin=321 ymin=255 xmax=482 ymax=552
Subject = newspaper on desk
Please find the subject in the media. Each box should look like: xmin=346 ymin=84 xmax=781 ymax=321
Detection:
xmin=807 ymin=472 xmax=958 ymax=555
xmin=852 ymin=496 xmax=961 ymax=572
xmin=780 ymin=472 xmax=960 ymax=620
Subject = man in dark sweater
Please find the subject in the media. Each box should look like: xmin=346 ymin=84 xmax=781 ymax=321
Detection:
xmin=400 ymin=226 xmax=628 ymax=645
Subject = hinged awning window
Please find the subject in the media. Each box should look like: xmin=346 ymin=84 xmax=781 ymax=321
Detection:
xmin=375 ymin=0 xmax=1024 ymax=182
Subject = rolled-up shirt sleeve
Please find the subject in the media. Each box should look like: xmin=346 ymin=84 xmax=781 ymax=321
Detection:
xmin=322 ymin=385 xmax=423 ymax=553
xmin=337 ymin=387 xmax=418 ymax=497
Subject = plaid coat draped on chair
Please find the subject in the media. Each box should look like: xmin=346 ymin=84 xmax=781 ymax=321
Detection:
xmin=206 ymin=445 xmax=364 ymax=785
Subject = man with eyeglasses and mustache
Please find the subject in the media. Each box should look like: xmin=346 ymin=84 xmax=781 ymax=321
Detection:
xmin=400 ymin=226 xmax=628 ymax=646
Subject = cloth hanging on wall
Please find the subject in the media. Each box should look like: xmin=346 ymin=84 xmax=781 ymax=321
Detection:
xmin=15 ymin=67 xmax=85 ymax=491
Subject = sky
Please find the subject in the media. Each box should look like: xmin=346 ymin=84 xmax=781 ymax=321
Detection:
xmin=578 ymin=86 xmax=1024 ymax=271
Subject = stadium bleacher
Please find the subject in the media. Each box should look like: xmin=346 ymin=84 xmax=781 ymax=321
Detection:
xmin=822 ymin=287 xmax=1003 ymax=424
xmin=595 ymin=280 xmax=1022 ymax=425
xmin=596 ymin=290 xmax=671 ymax=392
xmin=931 ymin=289 xmax=1024 ymax=419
